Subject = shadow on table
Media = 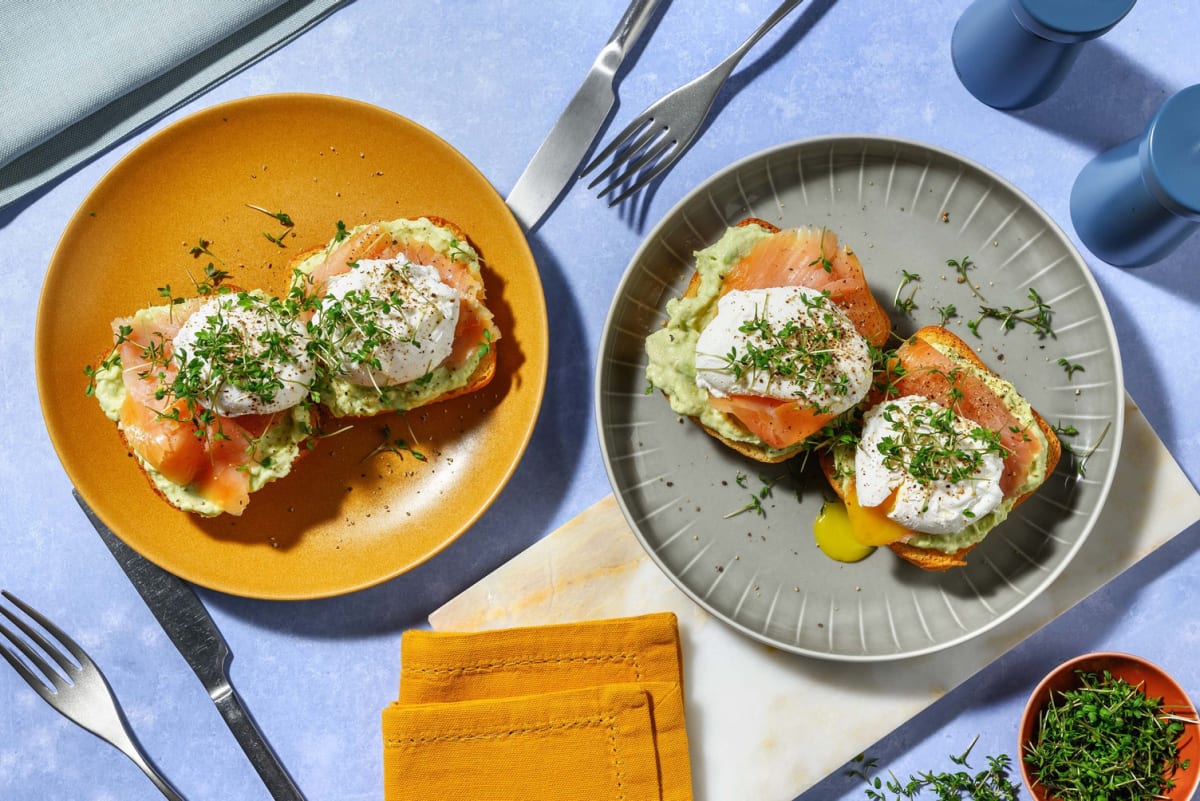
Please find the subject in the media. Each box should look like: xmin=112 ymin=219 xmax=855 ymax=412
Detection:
xmin=205 ymin=231 xmax=592 ymax=635
xmin=1010 ymin=41 xmax=1174 ymax=153
xmin=794 ymin=519 xmax=1200 ymax=801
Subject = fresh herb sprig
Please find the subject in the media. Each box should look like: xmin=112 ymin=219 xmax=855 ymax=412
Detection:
xmin=846 ymin=738 xmax=1020 ymax=800
xmin=1057 ymin=357 xmax=1084 ymax=380
xmin=893 ymin=270 xmax=920 ymax=316
xmin=947 ymin=256 xmax=986 ymax=301
xmin=361 ymin=424 xmax=427 ymax=463
xmin=967 ymin=287 xmax=1054 ymax=339
xmin=247 ymin=204 xmax=296 ymax=247
xmin=724 ymin=472 xmax=785 ymax=519
xmin=1023 ymin=669 xmax=1196 ymax=801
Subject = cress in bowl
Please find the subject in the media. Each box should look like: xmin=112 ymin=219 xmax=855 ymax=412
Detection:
xmin=1019 ymin=652 xmax=1199 ymax=801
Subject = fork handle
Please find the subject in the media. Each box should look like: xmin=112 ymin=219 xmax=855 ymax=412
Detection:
xmin=720 ymin=0 xmax=806 ymax=77
xmin=111 ymin=727 xmax=188 ymax=801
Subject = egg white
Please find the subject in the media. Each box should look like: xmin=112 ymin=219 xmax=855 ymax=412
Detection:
xmin=317 ymin=258 xmax=460 ymax=387
xmin=172 ymin=293 xmax=315 ymax=417
xmin=694 ymin=286 xmax=872 ymax=415
xmin=855 ymin=395 xmax=1005 ymax=535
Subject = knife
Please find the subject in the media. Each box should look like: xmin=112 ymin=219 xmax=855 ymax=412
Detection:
xmin=75 ymin=492 xmax=307 ymax=801
xmin=505 ymin=0 xmax=663 ymax=231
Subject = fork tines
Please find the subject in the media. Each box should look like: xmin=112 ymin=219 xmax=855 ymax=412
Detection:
xmin=0 ymin=590 xmax=88 ymax=700
xmin=580 ymin=116 xmax=679 ymax=206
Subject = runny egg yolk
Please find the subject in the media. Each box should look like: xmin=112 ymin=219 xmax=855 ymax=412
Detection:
xmin=842 ymin=485 xmax=911 ymax=546
xmin=813 ymin=501 xmax=874 ymax=563
xmin=813 ymin=486 xmax=913 ymax=564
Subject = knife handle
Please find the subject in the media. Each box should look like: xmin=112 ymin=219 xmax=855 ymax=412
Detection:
xmin=213 ymin=685 xmax=307 ymax=801
xmin=608 ymin=0 xmax=662 ymax=54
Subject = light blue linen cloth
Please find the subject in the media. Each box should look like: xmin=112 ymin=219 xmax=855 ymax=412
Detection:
xmin=0 ymin=0 xmax=346 ymax=209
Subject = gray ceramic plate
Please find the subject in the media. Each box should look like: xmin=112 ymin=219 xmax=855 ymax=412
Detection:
xmin=595 ymin=136 xmax=1124 ymax=661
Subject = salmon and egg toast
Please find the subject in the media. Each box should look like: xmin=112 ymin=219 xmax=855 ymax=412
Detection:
xmin=89 ymin=216 xmax=500 ymax=517
xmin=644 ymin=218 xmax=891 ymax=463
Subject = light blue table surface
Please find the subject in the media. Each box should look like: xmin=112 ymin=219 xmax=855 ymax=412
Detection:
xmin=2 ymin=2 xmax=1198 ymax=799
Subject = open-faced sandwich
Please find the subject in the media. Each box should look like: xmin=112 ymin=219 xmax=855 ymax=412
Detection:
xmin=89 ymin=289 xmax=317 ymax=517
xmin=645 ymin=218 xmax=891 ymax=463
xmin=289 ymin=216 xmax=500 ymax=418
xmin=820 ymin=325 xmax=1062 ymax=570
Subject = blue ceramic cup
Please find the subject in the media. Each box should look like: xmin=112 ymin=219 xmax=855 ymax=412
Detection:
xmin=952 ymin=0 xmax=1137 ymax=110
xmin=1071 ymin=84 xmax=1200 ymax=268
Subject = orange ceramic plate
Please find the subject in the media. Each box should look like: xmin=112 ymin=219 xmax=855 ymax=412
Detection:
xmin=35 ymin=94 xmax=547 ymax=600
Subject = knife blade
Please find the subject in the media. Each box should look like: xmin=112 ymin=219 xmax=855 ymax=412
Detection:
xmin=75 ymin=492 xmax=307 ymax=801
xmin=505 ymin=0 xmax=663 ymax=231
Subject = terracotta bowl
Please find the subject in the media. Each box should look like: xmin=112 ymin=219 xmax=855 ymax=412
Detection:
xmin=1019 ymin=652 xmax=1199 ymax=801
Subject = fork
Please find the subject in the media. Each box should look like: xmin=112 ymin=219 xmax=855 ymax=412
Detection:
xmin=0 ymin=591 xmax=187 ymax=800
xmin=581 ymin=0 xmax=805 ymax=205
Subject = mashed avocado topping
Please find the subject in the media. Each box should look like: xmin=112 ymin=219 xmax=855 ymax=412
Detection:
xmin=644 ymin=223 xmax=801 ymax=458
xmin=93 ymin=357 xmax=310 ymax=517
xmin=831 ymin=340 xmax=1050 ymax=554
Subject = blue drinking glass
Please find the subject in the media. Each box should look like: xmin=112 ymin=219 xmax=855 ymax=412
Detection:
xmin=952 ymin=0 xmax=1137 ymax=110
xmin=1071 ymin=84 xmax=1200 ymax=268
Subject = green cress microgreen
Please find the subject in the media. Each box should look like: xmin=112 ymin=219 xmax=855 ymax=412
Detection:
xmin=807 ymin=227 xmax=835 ymax=273
xmin=1063 ymin=420 xmax=1111 ymax=479
xmin=303 ymin=261 xmax=449 ymax=400
xmin=710 ymin=291 xmax=854 ymax=415
xmin=723 ymin=473 xmax=787 ymax=519
xmin=893 ymin=270 xmax=920 ymax=316
xmin=967 ymin=287 xmax=1054 ymax=339
xmin=361 ymin=424 xmax=427 ymax=463
xmin=1056 ymin=357 xmax=1084 ymax=380
xmin=1023 ymin=669 xmax=1196 ymax=801
xmin=477 ymin=328 xmax=493 ymax=359
xmin=935 ymin=302 xmax=957 ymax=327
xmin=874 ymin=400 xmax=1008 ymax=486
xmin=847 ymin=738 xmax=1020 ymax=800
xmin=1052 ymin=421 xmax=1079 ymax=437
xmin=947 ymin=255 xmax=987 ymax=302
xmin=332 ymin=220 xmax=350 ymax=244
xmin=188 ymin=238 xmax=221 ymax=262
xmin=189 ymin=263 xmax=232 ymax=296
xmin=247 ymin=204 xmax=296 ymax=248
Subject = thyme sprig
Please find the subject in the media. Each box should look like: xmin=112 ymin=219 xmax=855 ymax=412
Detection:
xmin=847 ymin=738 xmax=1020 ymax=800
xmin=967 ymin=287 xmax=1054 ymax=339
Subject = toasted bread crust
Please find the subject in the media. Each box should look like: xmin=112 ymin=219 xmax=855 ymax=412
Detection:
xmin=819 ymin=326 xmax=1061 ymax=571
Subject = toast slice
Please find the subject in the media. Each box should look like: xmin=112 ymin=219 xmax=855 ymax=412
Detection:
xmin=649 ymin=218 xmax=890 ymax=464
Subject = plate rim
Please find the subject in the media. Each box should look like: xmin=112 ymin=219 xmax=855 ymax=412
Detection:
xmin=594 ymin=133 xmax=1125 ymax=661
xmin=35 ymin=92 xmax=549 ymax=600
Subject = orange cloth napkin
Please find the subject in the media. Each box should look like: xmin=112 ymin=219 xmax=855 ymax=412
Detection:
xmin=382 ymin=612 xmax=693 ymax=801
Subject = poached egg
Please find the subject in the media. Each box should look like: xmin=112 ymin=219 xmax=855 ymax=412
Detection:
xmin=172 ymin=292 xmax=315 ymax=417
xmin=317 ymin=258 xmax=460 ymax=387
xmin=694 ymin=286 xmax=872 ymax=414
xmin=855 ymin=394 xmax=1005 ymax=535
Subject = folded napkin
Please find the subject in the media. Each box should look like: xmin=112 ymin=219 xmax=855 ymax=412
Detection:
xmin=382 ymin=612 xmax=693 ymax=801
xmin=0 ymin=0 xmax=345 ymax=210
